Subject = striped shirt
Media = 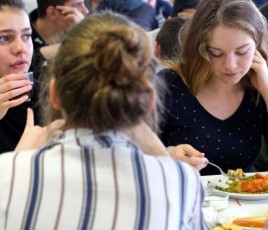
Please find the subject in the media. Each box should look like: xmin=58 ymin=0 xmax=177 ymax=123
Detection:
xmin=0 ymin=129 xmax=209 ymax=230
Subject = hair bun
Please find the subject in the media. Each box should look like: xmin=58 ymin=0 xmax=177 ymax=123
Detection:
xmin=89 ymin=26 xmax=151 ymax=86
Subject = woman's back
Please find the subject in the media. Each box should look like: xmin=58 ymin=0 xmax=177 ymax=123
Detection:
xmin=0 ymin=129 xmax=207 ymax=229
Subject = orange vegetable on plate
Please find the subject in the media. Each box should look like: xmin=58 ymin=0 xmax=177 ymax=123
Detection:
xmin=233 ymin=215 xmax=267 ymax=228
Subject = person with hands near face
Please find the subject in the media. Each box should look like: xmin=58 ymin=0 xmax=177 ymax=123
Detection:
xmin=159 ymin=0 xmax=268 ymax=175
xmin=56 ymin=4 xmax=86 ymax=27
xmin=29 ymin=0 xmax=89 ymax=80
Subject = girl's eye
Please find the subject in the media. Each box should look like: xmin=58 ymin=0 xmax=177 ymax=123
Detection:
xmin=22 ymin=34 xmax=31 ymax=42
xmin=0 ymin=36 xmax=9 ymax=43
xmin=208 ymin=50 xmax=223 ymax=58
xmin=73 ymin=3 xmax=82 ymax=8
xmin=236 ymin=51 xmax=248 ymax=56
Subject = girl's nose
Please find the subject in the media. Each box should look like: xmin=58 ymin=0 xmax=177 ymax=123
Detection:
xmin=12 ymin=38 xmax=26 ymax=56
xmin=224 ymin=54 xmax=238 ymax=71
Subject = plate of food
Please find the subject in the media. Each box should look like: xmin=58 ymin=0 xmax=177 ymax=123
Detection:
xmin=207 ymin=171 xmax=268 ymax=200
xmin=216 ymin=204 xmax=268 ymax=230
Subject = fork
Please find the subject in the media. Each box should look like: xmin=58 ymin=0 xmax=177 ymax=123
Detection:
xmin=207 ymin=161 xmax=228 ymax=177
xmin=184 ymin=153 xmax=228 ymax=177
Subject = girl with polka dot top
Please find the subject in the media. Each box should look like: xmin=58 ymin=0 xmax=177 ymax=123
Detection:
xmin=158 ymin=0 xmax=268 ymax=175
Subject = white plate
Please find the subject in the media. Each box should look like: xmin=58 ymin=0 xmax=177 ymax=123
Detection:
xmin=207 ymin=174 xmax=268 ymax=200
xmin=217 ymin=205 xmax=268 ymax=230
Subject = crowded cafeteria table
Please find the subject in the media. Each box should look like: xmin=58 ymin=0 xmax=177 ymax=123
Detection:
xmin=201 ymin=172 xmax=268 ymax=228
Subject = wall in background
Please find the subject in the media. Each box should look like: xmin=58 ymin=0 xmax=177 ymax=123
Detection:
xmin=25 ymin=0 xmax=37 ymax=13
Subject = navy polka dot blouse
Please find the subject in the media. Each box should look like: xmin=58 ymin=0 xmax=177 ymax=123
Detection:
xmin=158 ymin=69 xmax=268 ymax=175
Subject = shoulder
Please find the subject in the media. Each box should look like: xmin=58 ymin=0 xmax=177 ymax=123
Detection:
xmin=157 ymin=68 xmax=186 ymax=88
xmin=158 ymin=68 xmax=178 ymax=77
xmin=143 ymin=154 xmax=202 ymax=183
xmin=0 ymin=150 xmax=35 ymax=176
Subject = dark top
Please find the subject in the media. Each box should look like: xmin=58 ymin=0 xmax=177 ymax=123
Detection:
xmin=171 ymin=0 xmax=199 ymax=17
xmin=253 ymin=0 xmax=268 ymax=7
xmin=29 ymin=9 xmax=47 ymax=81
xmin=0 ymin=78 xmax=40 ymax=154
xmin=124 ymin=3 xmax=158 ymax=31
xmin=156 ymin=0 xmax=172 ymax=19
xmin=158 ymin=69 xmax=268 ymax=175
xmin=97 ymin=1 xmax=158 ymax=31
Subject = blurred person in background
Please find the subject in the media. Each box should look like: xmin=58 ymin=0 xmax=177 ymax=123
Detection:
xmin=155 ymin=17 xmax=186 ymax=64
xmin=144 ymin=0 xmax=172 ymax=27
xmin=171 ymin=0 xmax=200 ymax=19
xmin=29 ymin=0 xmax=89 ymax=79
xmin=97 ymin=0 xmax=158 ymax=31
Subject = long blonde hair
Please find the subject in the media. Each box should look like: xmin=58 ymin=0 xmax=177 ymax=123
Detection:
xmin=172 ymin=0 xmax=268 ymax=95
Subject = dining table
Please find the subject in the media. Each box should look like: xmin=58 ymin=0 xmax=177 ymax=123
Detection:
xmin=201 ymin=172 xmax=268 ymax=207
xmin=201 ymin=172 xmax=268 ymax=229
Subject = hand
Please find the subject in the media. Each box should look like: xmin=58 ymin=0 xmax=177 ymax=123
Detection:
xmin=40 ymin=43 xmax=61 ymax=60
xmin=15 ymin=108 xmax=65 ymax=151
xmin=56 ymin=5 xmax=85 ymax=27
xmin=250 ymin=50 xmax=268 ymax=99
xmin=167 ymin=144 xmax=208 ymax=171
xmin=0 ymin=73 xmax=32 ymax=119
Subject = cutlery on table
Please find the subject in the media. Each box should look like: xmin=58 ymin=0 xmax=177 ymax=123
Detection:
xmin=184 ymin=153 xmax=228 ymax=177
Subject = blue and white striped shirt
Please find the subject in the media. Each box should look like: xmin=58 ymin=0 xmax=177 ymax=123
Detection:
xmin=0 ymin=128 xmax=209 ymax=230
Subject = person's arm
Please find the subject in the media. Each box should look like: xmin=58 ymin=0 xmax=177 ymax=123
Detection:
xmin=126 ymin=122 xmax=169 ymax=157
xmin=126 ymin=122 xmax=208 ymax=171
xmin=15 ymin=108 xmax=65 ymax=151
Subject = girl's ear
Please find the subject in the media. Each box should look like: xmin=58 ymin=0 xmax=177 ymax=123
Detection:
xmin=49 ymin=79 xmax=61 ymax=110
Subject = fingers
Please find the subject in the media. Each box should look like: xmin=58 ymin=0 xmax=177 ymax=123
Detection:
xmin=0 ymin=84 xmax=32 ymax=101
xmin=56 ymin=6 xmax=84 ymax=24
xmin=48 ymin=119 xmax=65 ymax=132
xmin=0 ymin=73 xmax=26 ymax=85
xmin=195 ymin=162 xmax=208 ymax=171
xmin=26 ymin=108 xmax=34 ymax=128
xmin=179 ymin=144 xmax=205 ymax=157
xmin=51 ymin=130 xmax=64 ymax=140
xmin=185 ymin=154 xmax=208 ymax=166
xmin=47 ymin=119 xmax=65 ymax=140
xmin=0 ymin=73 xmax=32 ymax=106
xmin=0 ymin=74 xmax=29 ymax=93
xmin=167 ymin=144 xmax=208 ymax=171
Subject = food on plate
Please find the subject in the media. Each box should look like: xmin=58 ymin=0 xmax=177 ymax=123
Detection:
xmin=216 ymin=172 xmax=268 ymax=194
xmin=227 ymin=168 xmax=245 ymax=180
xmin=212 ymin=223 xmax=241 ymax=230
xmin=232 ymin=213 xmax=268 ymax=228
